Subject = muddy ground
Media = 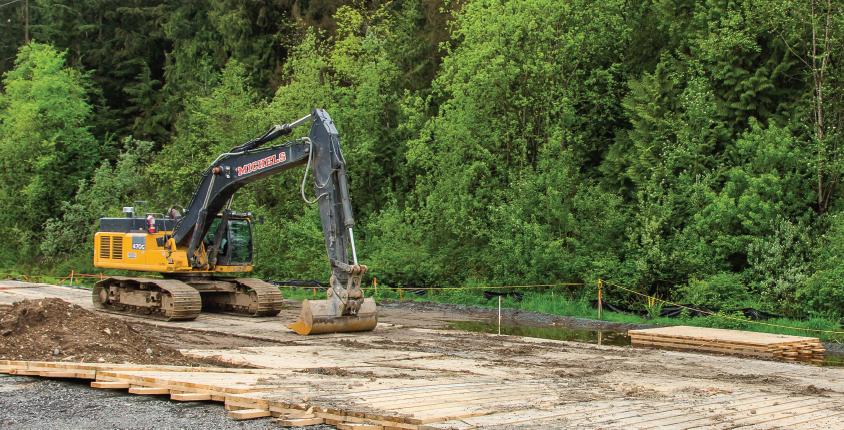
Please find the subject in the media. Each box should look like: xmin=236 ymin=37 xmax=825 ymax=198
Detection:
xmin=1 ymin=281 xmax=844 ymax=429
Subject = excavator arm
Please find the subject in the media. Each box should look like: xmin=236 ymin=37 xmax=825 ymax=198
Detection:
xmin=170 ymin=109 xmax=375 ymax=334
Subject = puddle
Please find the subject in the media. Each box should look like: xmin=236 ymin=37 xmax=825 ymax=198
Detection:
xmin=448 ymin=320 xmax=631 ymax=346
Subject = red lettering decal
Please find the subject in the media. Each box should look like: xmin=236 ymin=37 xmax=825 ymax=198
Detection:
xmin=235 ymin=150 xmax=288 ymax=177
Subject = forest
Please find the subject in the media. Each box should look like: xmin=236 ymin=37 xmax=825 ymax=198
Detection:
xmin=0 ymin=0 xmax=843 ymax=321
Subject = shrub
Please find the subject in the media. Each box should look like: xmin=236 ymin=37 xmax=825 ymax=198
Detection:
xmin=677 ymin=272 xmax=749 ymax=310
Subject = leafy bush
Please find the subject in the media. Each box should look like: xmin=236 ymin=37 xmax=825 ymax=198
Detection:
xmin=800 ymin=215 xmax=844 ymax=318
xmin=0 ymin=43 xmax=101 ymax=260
xmin=694 ymin=311 xmax=751 ymax=330
xmin=677 ymin=272 xmax=749 ymax=311
xmin=41 ymin=138 xmax=153 ymax=261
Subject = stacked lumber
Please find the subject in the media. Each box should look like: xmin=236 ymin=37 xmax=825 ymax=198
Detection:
xmin=628 ymin=326 xmax=825 ymax=363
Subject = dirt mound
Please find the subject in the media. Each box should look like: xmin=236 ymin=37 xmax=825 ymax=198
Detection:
xmin=0 ymin=298 xmax=208 ymax=365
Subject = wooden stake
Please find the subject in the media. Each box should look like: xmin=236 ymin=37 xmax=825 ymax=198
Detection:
xmin=597 ymin=279 xmax=603 ymax=320
xmin=498 ymin=295 xmax=502 ymax=336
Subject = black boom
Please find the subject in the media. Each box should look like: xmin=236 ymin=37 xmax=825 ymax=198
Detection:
xmin=171 ymin=109 xmax=358 ymax=284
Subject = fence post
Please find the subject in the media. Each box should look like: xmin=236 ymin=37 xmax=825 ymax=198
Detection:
xmin=498 ymin=295 xmax=502 ymax=336
xmin=399 ymin=288 xmax=404 ymax=302
xmin=373 ymin=276 xmax=377 ymax=296
xmin=312 ymin=287 xmax=316 ymax=298
xmin=69 ymin=270 xmax=75 ymax=287
xmin=597 ymin=279 xmax=603 ymax=320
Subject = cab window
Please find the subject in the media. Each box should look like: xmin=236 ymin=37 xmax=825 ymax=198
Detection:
xmin=228 ymin=219 xmax=252 ymax=264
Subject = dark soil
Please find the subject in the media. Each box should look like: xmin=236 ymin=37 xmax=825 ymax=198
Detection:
xmin=0 ymin=298 xmax=217 ymax=365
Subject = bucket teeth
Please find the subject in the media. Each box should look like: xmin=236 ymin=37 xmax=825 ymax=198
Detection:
xmin=289 ymin=298 xmax=377 ymax=335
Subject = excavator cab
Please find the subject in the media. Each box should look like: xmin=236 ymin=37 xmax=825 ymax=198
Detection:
xmin=202 ymin=214 xmax=253 ymax=268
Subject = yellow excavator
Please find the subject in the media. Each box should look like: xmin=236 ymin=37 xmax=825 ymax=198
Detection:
xmin=92 ymin=109 xmax=377 ymax=335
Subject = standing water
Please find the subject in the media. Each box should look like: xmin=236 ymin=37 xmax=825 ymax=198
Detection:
xmin=449 ymin=320 xmax=631 ymax=346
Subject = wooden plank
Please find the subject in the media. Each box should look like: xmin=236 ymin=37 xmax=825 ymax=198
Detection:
xmin=275 ymin=417 xmax=325 ymax=426
xmin=329 ymin=382 xmax=498 ymax=400
xmin=628 ymin=326 xmax=819 ymax=346
xmin=631 ymin=339 xmax=775 ymax=358
xmin=91 ymin=381 xmax=130 ymax=389
xmin=337 ymin=423 xmax=384 ymax=430
xmin=630 ymin=396 xmax=816 ymax=429
xmin=376 ymin=389 xmax=550 ymax=414
xmin=775 ymin=410 xmax=844 ymax=430
xmin=273 ymin=407 xmax=315 ymax=418
xmin=316 ymin=412 xmax=417 ymax=430
xmin=96 ymin=370 xmax=280 ymax=395
xmin=580 ymin=393 xmax=769 ymax=429
xmin=628 ymin=334 xmax=811 ymax=352
xmin=228 ymin=408 xmax=272 ymax=420
xmin=630 ymin=334 xmax=825 ymax=362
xmin=128 ymin=386 xmax=170 ymax=395
xmin=629 ymin=333 xmax=783 ymax=349
xmin=38 ymin=371 xmax=96 ymax=379
xmin=347 ymin=385 xmax=544 ymax=410
xmin=171 ymin=392 xmax=212 ymax=401
xmin=9 ymin=370 xmax=41 ymax=376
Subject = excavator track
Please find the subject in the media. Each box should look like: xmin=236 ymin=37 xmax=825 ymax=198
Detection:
xmin=197 ymin=278 xmax=283 ymax=317
xmin=93 ymin=276 xmax=202 ymax=321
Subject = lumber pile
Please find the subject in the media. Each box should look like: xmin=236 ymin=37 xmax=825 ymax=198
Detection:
xmin=628 ymin=326 xmax=825 ymax=363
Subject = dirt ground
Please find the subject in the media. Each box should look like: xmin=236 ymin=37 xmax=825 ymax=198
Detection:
xmin=0 ymin=298 xmax=231 ymax=366
xmin=1 ymin=281 xmax=844 ymax=429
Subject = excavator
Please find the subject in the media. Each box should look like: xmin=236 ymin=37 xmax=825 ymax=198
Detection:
xmin=91 ymin=109 xmax=377 ymax=335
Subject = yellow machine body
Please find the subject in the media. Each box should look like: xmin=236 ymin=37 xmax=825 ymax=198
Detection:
xmin=93 ymin=230 xmax=252 ymax=274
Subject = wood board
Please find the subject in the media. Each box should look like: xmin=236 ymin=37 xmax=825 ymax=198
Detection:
xmin=4 ymin=355 xmax=844 ymax=430
xmin=628 ymin=326 xmax=825 ymax=362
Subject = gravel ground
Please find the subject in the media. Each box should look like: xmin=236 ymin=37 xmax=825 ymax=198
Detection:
xmin=0 ymin=375 xmax=329 ymax=430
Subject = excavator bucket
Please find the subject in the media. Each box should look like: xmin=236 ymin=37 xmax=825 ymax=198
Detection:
xmin=288 ymin=298 xmax=378 ymax=335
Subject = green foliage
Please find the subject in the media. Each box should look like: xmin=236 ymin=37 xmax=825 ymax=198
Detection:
xmin=0 ymin=43 xmax=100 ymax=262
xmin=41 ymin=138 xmax=154 ymax=261
xmin=148 ymin=60 xmax=267 ymax=205
xmin=694 ymin=311 xmax=751 ymax=330
xmin=2 ymin=1 xmax=844 ymax=322
xmin=801 ymin=215 xmax=844 ymax=317
xmin=677 ymin=272 xmax=750 ymax=311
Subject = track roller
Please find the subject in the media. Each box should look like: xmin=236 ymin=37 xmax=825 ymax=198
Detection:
xmin=92 ymin=276 xmax=202 ymax=321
